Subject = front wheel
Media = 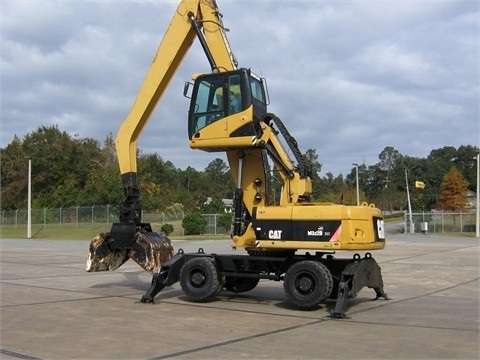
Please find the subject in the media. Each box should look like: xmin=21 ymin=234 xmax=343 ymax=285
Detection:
xmin=180 ymin=257 xmax=221 ymax=302
xmin=284 ymin=261 xmax=333 ymax=309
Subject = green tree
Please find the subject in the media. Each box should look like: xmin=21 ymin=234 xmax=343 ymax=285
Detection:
xmin=1 ymin=130 xmax=114 ymax=209
xmin=0 ymin=136 xmax=27 ymax=209
xmin=160 ymin=223 xmax=174 ymax=236
xmin=165 ymin=203 xmax=184 ymax=215
xmin=84 ymin=135 xmax=122 ymax=206
xmin=204 ymin=158 xmax=233 ymax=198
xmin=217 ymin=212 xmax=233 ymax=233
xmin=345 ymin=163 xmax=369 ymax=204
xmin=378 ymin=146 xmax=402 ymax=191
xmin=303 ymin=148 xmax=322 ymax=199
xmin=437 ymin=167 xmax=469 ymax=211
xmin=182 ymin=212 xmax=207 ymax=235
xmin=177 ymin=166 xmax=204 ymax=211
xmin=200 ymin=196 xmax=225 ymax=213
xmin=137 ymin=152 xmax=179 ymax=211
xmin=315 ymin=172 xmax=347 ymax=202
xmin=454 ymin=145 xmax=479 ymax=191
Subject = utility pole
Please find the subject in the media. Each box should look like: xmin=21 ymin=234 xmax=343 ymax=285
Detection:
xmin=27 ymin=158 xmax=32 ymax=239
xmin=475 ymin=154 xmax=479 ymax=238
xmin=405 ymin=167 xmax=414 ymax=234
xmin=352 ymin=163 xmax=360 ymax=206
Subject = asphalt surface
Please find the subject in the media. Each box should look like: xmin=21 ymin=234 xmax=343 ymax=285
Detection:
xmin=0 ymin=228 xmax=479 ymax=360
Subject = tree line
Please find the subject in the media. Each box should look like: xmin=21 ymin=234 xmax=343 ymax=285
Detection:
xmin=1 ymin=125 xmax=478 ymax=213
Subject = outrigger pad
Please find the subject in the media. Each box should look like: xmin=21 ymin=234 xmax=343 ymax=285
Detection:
xmin=128 ymin=231 xmax=174 ymax=273
xmin=330 ymin=256 xmax=388 ymax=318
xmin=86 ymin=233 xmax=130 ymax=272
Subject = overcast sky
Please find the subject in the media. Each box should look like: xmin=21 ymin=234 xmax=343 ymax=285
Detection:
xmin=2 ymin=0 xmax=479 ymax=176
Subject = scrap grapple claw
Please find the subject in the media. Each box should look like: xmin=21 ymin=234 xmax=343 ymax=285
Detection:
xmin=86 ymin=233 xmax=129 ymax=272
xmin=129 ymin=230 xmax=174 ymax=273
xmin=86 ymin=228 xmax=174 ymax=273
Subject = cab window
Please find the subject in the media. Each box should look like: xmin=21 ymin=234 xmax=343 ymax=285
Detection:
xmin=192 ymin=77 xmax=224 ymax=132
xmin=228 ymin=74 xmax=241 ymax=115
xmin=250 ymin=76 xmax=265 ymax=104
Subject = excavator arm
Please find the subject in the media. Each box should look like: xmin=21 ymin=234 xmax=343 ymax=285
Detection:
xmin=86 ymin=0 xmax=238 ymax=273
xmin=117 ymin=0 xmax=237 ymax=223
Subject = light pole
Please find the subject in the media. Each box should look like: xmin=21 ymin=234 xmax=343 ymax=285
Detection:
xmin=475 ymin=154 xmax=479 ymax=238
xmin=27 ymin=158 xmax=32 ymax=239
xmin=352 ymin=163 xmax=360 ymax=206
xmin=405 ymin=167 xmax=414 ymax=234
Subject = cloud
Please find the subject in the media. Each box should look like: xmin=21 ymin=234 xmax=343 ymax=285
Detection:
xmin=1 ymin=0 xmax=478 ymax=177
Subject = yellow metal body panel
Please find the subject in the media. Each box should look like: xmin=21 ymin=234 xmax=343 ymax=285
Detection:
xmin=189 ymin=108 xmax=254 ymax=150
xmin=232 ymin=203 xmax=385 ymax=251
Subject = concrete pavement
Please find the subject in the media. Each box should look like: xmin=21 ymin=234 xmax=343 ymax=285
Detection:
xmin=0 ymin=230 xmax=478 ymax=359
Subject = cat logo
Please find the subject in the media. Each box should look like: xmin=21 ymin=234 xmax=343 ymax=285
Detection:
xmin=307 ymin=226 xmax=324 ymax=236
xmin=268 ymin=230 xmax=282 ymax=239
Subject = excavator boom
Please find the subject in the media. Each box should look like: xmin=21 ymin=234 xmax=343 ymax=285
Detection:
xmin=87 ymin=0 xmax=237 ymax=273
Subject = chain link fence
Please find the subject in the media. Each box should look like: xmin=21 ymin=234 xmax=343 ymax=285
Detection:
xmin=1 ymin=206 xmax=476 ymax=236
xmin=1 ymin=205 xmax=116 ymax=229
xmin=403 ymin=210 xmax=477 ymax=234
xmin=0 ymin=206 xmax=231 ymax=236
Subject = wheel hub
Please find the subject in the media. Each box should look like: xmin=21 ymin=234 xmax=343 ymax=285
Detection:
xmin=190 ymin=271 xmax=206 ymax=287
xmin=297 ymin=276 xmax=313 ymax=293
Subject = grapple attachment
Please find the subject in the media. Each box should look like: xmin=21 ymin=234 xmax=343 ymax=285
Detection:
xmin=86 ymin=229 xmax=174 ymax=273
xmin=129 ymin=230 xmax=174 ymax=272
xmin=86 ymin=233 xmax=129 ymax=272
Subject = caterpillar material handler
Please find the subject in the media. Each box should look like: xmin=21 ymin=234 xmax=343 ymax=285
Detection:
xmin=86 ymin=0 xmax=388 ymax=318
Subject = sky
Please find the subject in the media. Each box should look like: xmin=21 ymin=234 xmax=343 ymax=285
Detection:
xmin=1 ymin=0 xmax=479 ymax=176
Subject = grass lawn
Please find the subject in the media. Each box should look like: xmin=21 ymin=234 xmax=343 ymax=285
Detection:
xmin=0 ymin=225 xmax=230 ymax=241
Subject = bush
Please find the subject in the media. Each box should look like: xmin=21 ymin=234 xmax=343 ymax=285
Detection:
xmin=182 ymin=212 xmax=207 ymax=235
xmin=217 ymin=212 xmax=233 ymax=233
xmin=160 ymin=223 xmax=174 ymax=236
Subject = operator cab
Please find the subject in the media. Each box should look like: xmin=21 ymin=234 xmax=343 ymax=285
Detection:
xmin=187 ymin=68 xmax=268 ymax=139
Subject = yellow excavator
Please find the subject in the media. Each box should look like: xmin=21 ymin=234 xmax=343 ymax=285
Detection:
xmin=86 ymin=0 xmax=388 ymax=317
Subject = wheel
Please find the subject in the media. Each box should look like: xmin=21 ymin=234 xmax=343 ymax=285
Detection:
xmin=224 ymin=276 xmax=260 ymax=293
xmin=180 ymin=257 xmax=221 ymax=302
xmin=283 ymin=261 xmax=333 ymax=309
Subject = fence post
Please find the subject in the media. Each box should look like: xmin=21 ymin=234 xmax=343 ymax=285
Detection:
xmin=441 ymin=211 xmax=444 ymax=233
xmin=91 ymin=205 xmax=95 ymax=228
xmin=76 ymin=206 xmax=79 ymax=228
xmin=460 ymin=211 xmax=463 ymax=233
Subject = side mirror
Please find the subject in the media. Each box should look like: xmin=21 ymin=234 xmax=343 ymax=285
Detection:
xmin=183 ymin=81 xmax=193 ymax=98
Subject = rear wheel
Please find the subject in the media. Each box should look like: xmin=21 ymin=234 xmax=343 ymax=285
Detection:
xmin=224 ymin=277 xmax=259 ymax=293
xmin=284 ymin=261 xmax=333 ymax=309
xmin=180 ymin=257 xmax=221 ymax=301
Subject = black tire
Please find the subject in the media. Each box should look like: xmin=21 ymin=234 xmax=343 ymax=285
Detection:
xmin=180 ymin=257 xmax=221 ymax=302
xmin=224 ymin=277 xmax=260 ymax=293
xmin=283 ymin=261 xmax=333 ymax=309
